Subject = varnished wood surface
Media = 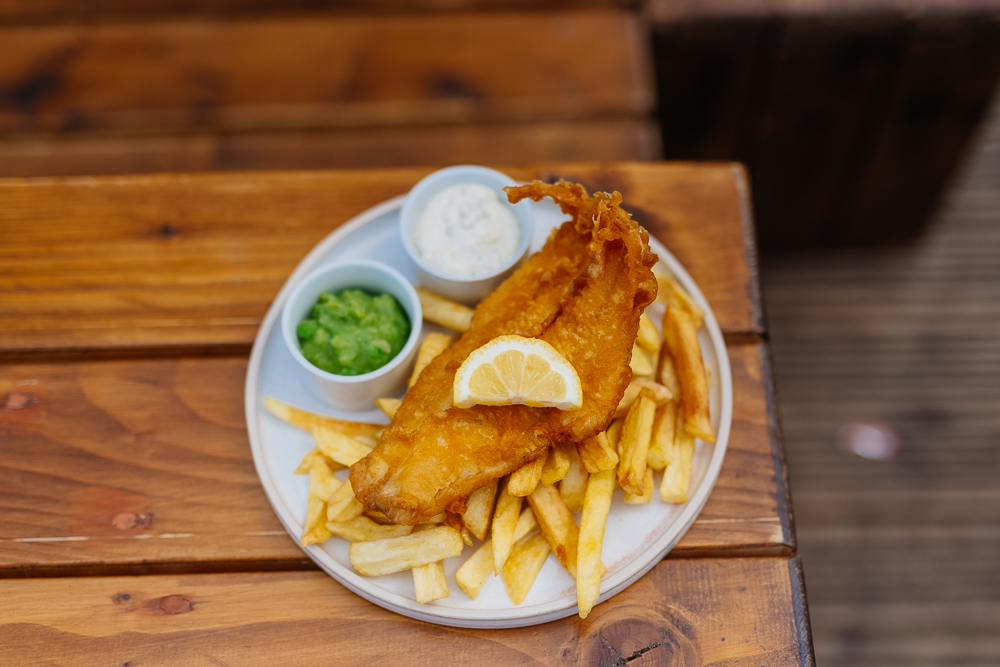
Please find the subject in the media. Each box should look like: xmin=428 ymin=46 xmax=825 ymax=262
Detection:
xmin=762 ymin=91 xmax=1000 ymax=664
xmin=0 ymin=162 xmax=763 ymax=360
xmin=0 ymin=557 xmax=812 ymax=667
xmin=0 ymin=1 xmax=634 ymax=24
xmin=0 ymin=343 xmax=790 ymax=576
xmin=0 ymin=119 xmax=660 ymax=178
xmin=0 ymin=11 xmax=651 ymax=135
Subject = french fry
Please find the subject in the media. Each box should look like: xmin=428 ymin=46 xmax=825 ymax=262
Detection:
xmin=326 ymin=516 xmax=413 ymax=542
xmin=526 ymin=483 xmax=579 ymax=579
xmin=577 ymin=431 xmax=618 ymax=474
xmin=636 ymin=312 xmax=662 ymax=354
xmin=301 ymin=496 xmax=332 ymax=546
xmin=663 ymin=306 xmax=715 ymax=443
xmin=606 ymin=419 xmax=624 ymax=452
xmin=617 ymin=388 xmax=656 ymax=496
xmin=326 ymin=479 xmax=365 ymax=523
xmin=559 ymin=445 xmax=588 ymax=512
xmin=264 ymin=396 xmax=383 ymax=443
xmin=309 ymin=456 xmax=342 ymax=502
xmin=646 ymin=400 xmax=677 ymax=471
xmin=313 ymin=426 xmax=373 ymax=467
xmin=623 ymin=468 xmax=654 ymax=504
xmin=491 ymin=480 xmax=523 ymax=573
xmin=660 ymin=418 xmax=695 ymax=504
xmin=409 ymin=332 xmax=454 ymax=387
xmin=349 ymin=526 xmax=464 ymax=577
xmin=501 ymin=533 xmax=550 ymax=605
xmin=657 ymin=348 xmax=681 ymax=403
xmin=441 ymin=511 xmax=475 ymax=546
xmin=375 ymin=397 xmax=402 ymax=419
xmin=577 ymin=467 xmax=615 ymax=618
xmin=463 ymin=479 xmax=498 ymax=542
xmin=413 ymin=561 xmax=451 ymax=604
xmin=294 ymin=447 xmax=330 ymax=475
xmin=512 ymin=507 xmax=538 ymax=542
xmin=508 ymin=454 xmax=546 ymax=496
xmin=540 ymin=443 xmax=572 ymax=485
xmin=455 ymin=539 xmax=494 ymax=600
xmin=415 ymin=287 xmax=474 ymax=332
xmin=629 ymin=341 xmax=656 ymax=377
xmin=614 ymin=377 xmax=673 ymax=419
xmin=654 ymin=270 xmax=705 ymax=330
xmin=411 ymin=523 xmax=450 ymax=604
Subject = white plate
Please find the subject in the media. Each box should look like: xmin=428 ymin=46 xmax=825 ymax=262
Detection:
xmin=244 ymin=194 xmax=733 ymax=628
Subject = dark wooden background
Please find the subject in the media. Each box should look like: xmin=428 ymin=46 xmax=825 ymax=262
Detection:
xmin=1 ymin=0 xmax=998 ymax=247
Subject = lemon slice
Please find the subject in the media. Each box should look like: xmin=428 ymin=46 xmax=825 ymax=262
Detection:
xmin=453 ymin=335 xmax=583 ymax=410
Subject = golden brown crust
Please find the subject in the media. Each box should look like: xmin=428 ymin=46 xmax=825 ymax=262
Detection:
xmin=349 ymin=180 xmax=657 ymax=525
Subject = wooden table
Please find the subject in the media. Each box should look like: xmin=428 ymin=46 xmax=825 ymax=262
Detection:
xmin=0 ymin=162 xmax=813 ymax=665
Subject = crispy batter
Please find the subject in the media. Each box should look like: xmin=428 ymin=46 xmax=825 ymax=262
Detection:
xmin=349 ymin=180 xmax=658 ymax=524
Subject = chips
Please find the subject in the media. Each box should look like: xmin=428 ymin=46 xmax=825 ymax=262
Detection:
xmin=663 ymin=306 xmax=714 ymax=443
xmin=455 ymin=539 xmax=494 ymax=600
xmin=313 ymin=426 xmax=373 ymax=467
xmin=275 ymin=271 xmax=715 ymax=617
xmin=577 ymin=467 xmax=614 ymax=617
xmin=463 ymin=479 xmax=498 ymax=542
xmin=349 ymin=526 xmax=464 ymax=577
xmin=501 ymin=533 xmax=550 ymax=605
xmin=576 ymin=431 xmax=618 ymax=474
xmin=558 ymin=445 xmax=588 ymax=513
xmin=617 ymin=387 xmax=656 ymax=496
xmin=654 ymin=269 xmax=705 ymax=330
xmin=375 ymin=397 xmax=402 ymax=419
xmin=526 ymin=483 xmax=580 ymax=579
xmin=409 ymin=332 xmax=454 ymax=387
xmin=491 ymin=480 xmax=523 ymax=573
xmin=265 ymin=396 xmax=383 ymax=444
xmin=416 ymin=287 xmax=474 ymax=332
xmin=540 ymin=443 xmax=572 ymax=485
xmin=507 ymin=454 xmax=546 ymax=496
xmin=327 ymin=516 xmax=413 ymax=542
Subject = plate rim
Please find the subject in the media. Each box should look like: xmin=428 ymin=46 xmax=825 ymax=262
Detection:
xmin=244 ymin=194 xmax=733 ymax=629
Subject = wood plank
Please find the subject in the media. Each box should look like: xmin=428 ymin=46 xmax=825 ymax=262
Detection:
xmin=0 ymin=162 xmax=762 ymax=360
xmin=0 ymin=0 xmax=634 ymax=24
xmin=843 ymin=14 xmax=1000 ymax=244
xmin=0 ymin=11 xmax=652 ymax=135
xmin=762 ymin=92 xmax=1000 ymax=665
xmin=0 ymin=119 xmax=661 ymax=178
xmin=0 ymin=344 xmax=789 ymax=576
xmin=647 ymin=0 xmax=1000 ymax=23
xmin=0 ymin=558 xmax=813 ymax=667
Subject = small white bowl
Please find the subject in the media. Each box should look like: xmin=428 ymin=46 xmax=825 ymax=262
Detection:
xmin=281 ymin=260 xmax=422 ymax=411
xmin=400 ymin=165 xmax=534 ymax=305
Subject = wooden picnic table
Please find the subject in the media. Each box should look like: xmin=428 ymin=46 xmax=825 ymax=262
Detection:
xmin=0 ymin=161 xmax=813 ymax=665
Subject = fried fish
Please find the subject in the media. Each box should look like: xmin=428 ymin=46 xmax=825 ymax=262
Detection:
xmin=349 ymin=180 xmax=658 ymax=525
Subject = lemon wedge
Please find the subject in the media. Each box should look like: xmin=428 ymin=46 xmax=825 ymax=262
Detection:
xmin=453 ymin=335 xmax=583 ymax=410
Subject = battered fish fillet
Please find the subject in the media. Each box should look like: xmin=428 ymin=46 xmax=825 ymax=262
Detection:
xmin=349 ymin=180 xmax=658 ymax=525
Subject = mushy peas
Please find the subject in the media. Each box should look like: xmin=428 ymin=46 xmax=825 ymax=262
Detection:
xmin=297 ymin=289 xmax=410 ymax=376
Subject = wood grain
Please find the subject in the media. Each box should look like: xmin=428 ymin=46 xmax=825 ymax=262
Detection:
xmin=0 ymin=162 xmax=762 ymax=360
xmin=0 ymin=0 xmax=635 ymax=24
xmin=0 ymin=344 xmax=789 ymax=576
xmin=0 ymin=11 xmax=652 ymax=135
xmin=0 ymin=558 xmax=812 ymax=666
xmin=764 ymin=93 xmax=1000 ymax=665
xmin=0 ymin=119 xmax=660 ymax=178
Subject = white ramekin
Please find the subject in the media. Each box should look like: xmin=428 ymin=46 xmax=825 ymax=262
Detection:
xmin=399 ymin=165 xmax=534 ymax=305
xmin=281 ymin=260 xmax=422 ymax=411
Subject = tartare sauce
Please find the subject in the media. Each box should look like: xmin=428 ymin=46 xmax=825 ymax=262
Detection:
xmin=413 ymin=183 xmax=520 ymax=277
